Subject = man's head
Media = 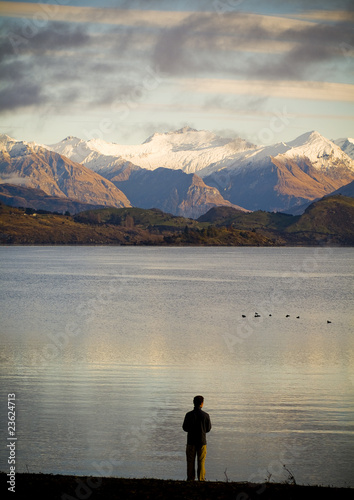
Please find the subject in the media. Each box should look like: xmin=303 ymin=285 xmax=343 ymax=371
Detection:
xmin=193 ymin=395 xmax=204 ymax=408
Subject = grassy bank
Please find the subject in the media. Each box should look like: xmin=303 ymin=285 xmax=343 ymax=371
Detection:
xmin=1 ymin=473 xmax=353 ymax=500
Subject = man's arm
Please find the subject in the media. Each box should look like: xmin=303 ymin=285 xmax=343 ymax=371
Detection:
xmin=206 ymin=415 xmax=212 ymax=433
xmin=182 ymin=413 xmax=189 ymax=432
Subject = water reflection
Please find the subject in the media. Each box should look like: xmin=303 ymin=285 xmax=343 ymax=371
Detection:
xmin=0 ymin=247 xmax=353 ymax=486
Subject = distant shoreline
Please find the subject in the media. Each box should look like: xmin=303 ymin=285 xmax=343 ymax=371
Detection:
xmin=1 ymin=196 xmax=354 ymax=246
xmin=1 ymin=472 xmax=353 ymax=500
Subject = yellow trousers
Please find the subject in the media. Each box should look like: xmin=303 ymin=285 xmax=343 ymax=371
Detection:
xmin=186 ymin=444 xmax=207 ymax=481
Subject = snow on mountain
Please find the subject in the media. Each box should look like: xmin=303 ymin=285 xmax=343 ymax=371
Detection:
xmin=0 ymin=134 xmax=131 ymax=209
xmin=45 ymin=136 xmax=100 ymax=164
xmin=2 ymin=133 xmax=246 ymax=217
xmin=47 ymin=128 xmax=354 ymax=181
xmin=281 ymin=131 xmax=354 ymax=171
xmin=45 ymin=128 xmax=354 ymax=213
xmin=333 ymin=137 xmax=354 ymax=160
xmin=217 ymin=131 xmax=354 ymax=173
xmin=5 ymin=129 xmax=354 ymax=214
xmin=202 ymin=131 xmax=354 ymax=212
xmin=0 ymin=134 xmax=38 ymax=158
xmin=47 ymin=128 xmax=257 ymax=175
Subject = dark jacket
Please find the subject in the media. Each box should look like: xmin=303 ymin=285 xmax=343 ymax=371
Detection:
xmin=183 ymin=407 xmax=212 ymax=447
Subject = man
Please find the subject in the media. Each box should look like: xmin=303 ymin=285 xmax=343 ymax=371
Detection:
xmin=182 ymin=395 xmax=212 ymax=481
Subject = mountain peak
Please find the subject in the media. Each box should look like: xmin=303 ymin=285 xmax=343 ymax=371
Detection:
xmin=0 ymin=134 xmax=16 ymax=144
xmin=0 ymin=135 xmax=36 ymax=157
xmin=142 ymin=132 xmax=162 ymax=144
xmin=307 ymin=130 xmax=328 ymax=142
xmin=175 ymin=126 xmax=198 ymax=134
xmin=142 ymin=126 xmax=199 ymax=144
xmin=288 ymin=130 xmax=324 ymax=147
xmin=60 ymin=135 xmax=86 ymax=144
xmin=63 ymin=135 xmax=78 ymax=141
xmin=279 ymin=130 xmax=354 ymax=173
xmin=284 ymin=130 xmax=336 ymax=153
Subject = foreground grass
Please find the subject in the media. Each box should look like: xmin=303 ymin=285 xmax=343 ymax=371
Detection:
xmin=1 ymin=473 xmax=353 ymax=500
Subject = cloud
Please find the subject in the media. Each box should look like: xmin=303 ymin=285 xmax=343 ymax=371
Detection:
xmin=0 ymin=18 xmax=157 ymax=112
xmin=0 ymin=82 xmax=46 ymax=111
xmin=258 ymin=0 xmax=354 ymax=11
xmin=297 ymin=10 xmax=354 ymax=21
xmin=152 ymin=13 xmax=201 ymax=75
xmin=0 ymin=20 xmax=93 ymax=111
xmin=0 ymin=2 xmax=353 ymax=117
xmin=0 ymin=1 xmax=189 ymax=27
xmin=203 ymin=95 xmax=268 ymax=114
xmin=150 ymin=11 xmax=305 ymax=75
xmin=117 ymin=120 xmax=194 ymax=142
xmin=182 ymin=78 xmax=354 ymax=102
xmin=0 ymin=175 xmax=31 ymax=186
xmin=0 ymin=20 xmax=92 ymax=58
xmin=249 ymin=19 xmax=354 ymax=80
xmin=150 ymin=9 xmax=354 ymax=81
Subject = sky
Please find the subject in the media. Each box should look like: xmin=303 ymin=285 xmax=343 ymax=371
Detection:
xmin=0 ymin=0 xmax=353 ymax=146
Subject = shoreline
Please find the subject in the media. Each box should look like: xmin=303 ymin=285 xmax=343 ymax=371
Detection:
xmin=2 ymin=473 xmax=353 ymax=499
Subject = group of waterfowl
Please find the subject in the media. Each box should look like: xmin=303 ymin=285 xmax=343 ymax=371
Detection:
xmin=241 ymin=313 xmax=332 ymax=323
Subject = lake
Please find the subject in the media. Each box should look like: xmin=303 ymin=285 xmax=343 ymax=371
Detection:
xmin=0 ymin=246 xmax=353 ymax=487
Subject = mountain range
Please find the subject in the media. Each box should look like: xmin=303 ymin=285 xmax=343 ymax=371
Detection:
xmin=45 ymin=127 xmax=354 ymax=213
xmin=1 ymin=128 xmax=354 ymax=218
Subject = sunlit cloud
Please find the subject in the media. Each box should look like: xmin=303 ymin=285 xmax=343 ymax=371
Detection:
xmin=0 ymin=1 xmax=190 ymax=27
xmin=295 ymin=10 xmax=354 ymax=21
xmin=182 ymin=78 xmax=354 ymax=102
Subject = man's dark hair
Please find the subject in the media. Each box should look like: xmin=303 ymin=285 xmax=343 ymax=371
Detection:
xmin=193 ymin=395 xmax=204 ymax=407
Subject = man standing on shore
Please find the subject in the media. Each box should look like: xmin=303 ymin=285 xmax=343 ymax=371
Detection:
xmin=182 ymin=395 xmax=212 ymax=481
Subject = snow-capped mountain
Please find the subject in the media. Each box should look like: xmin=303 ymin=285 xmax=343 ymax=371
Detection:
xmin=48 ymin=127 xmax=257 ymax=175
xmin=48 ymin=127 xmax=354 ymax=178
xmin=200 ymin=130 xmax=354 ymax=175
xmin=0 ymin=134 xmax=131 ymax=209
xmin=1 ymin=133 xmax=242 ymax=217
xmin=204 ymin=131 xmax=354 ymax=211
xmin=283 ymin=131 xmax=354 ymax=169
xmin=47 ymin=128 xmax=354 ymax=212
xmin=334 ymin=137 xmax=354 ymax=160
xmin=3 ymin=128 xmax=354 ymax=216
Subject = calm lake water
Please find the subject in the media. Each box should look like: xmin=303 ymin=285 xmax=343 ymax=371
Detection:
xmin=0 ymin=246 xmax=353 ymax=487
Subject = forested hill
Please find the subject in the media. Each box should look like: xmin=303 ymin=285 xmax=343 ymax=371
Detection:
xmin=0 ymin=195 xmax=353 ymax=246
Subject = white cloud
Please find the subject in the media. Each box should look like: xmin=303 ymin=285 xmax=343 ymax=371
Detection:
xmin=0 ymin=175 xmax=30 ymax=186
xmin=0 ymin=1 xmax=313 ymax=31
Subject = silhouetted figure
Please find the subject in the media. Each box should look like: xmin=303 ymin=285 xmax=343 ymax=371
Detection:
xmin=182 ymin=395 xmax=212 ymax=481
